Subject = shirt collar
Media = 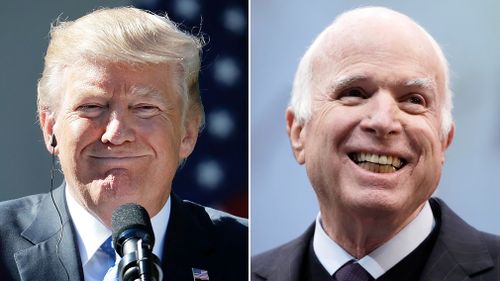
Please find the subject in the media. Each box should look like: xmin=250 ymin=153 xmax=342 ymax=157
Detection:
xmin=150 ymin=195 xmax=170 ymax=259
xmin=313 ymin=201 xmax=435 ymax=279
xmin=65 ymin=185 xmax=171 ymax=265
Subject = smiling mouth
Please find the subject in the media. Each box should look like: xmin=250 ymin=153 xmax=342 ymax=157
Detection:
xmin=89 ymin=155 xmax=147 ymax=161
xmin=93 ymin=156 xmax=140 ymax=159
xmin=348 ymin=152 xmax=407 ymax=173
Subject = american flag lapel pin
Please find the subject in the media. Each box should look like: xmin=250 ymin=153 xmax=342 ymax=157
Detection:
xmin=192 ymin=268 xmax=209 ymax=281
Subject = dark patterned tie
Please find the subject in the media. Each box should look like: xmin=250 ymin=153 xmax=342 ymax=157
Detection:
xmin=334 ymin=261 xmax=374 ymax=281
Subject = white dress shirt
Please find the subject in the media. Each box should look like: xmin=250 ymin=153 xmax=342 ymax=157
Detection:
xmin=313 ymin=201 xmax=435 ymax=279
xmin=66 ymin=187 xmax=170 ymax=281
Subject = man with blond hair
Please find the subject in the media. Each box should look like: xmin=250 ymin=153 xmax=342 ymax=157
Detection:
xmin=252 ymin=6 xmax=500 ymax=281
xmin=0 ymin=7 xmax=247 ymax=281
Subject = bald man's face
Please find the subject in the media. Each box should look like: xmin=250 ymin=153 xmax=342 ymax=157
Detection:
xmin=288 ymin=16 xmax=454 ymax=220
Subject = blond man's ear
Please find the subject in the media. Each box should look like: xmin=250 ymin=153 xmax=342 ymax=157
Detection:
xmin=179 ymin=111 xmax=202 ymax=160
xmin=39 ymin=110 xmax=58 ymax=155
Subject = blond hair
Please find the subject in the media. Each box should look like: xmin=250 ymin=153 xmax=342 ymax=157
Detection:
xmin=37 ymin=6 xmax=204 ymax=127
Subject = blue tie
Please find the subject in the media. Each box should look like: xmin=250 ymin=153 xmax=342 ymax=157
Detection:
xmin=101 ymin=237 xmax=119 ymax=281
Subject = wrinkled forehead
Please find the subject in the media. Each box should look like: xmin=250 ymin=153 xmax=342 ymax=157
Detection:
xmin=55 ymin=60 xmax=184 ymax=108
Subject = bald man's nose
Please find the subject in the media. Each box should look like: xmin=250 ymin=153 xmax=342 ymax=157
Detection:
xmin=359 ymin=92 xmax=403 ymax=138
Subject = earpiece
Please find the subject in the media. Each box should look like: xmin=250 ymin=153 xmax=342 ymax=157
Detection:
xmin=50 ymin=135 xmax=57 ymax=148
xmin=48 ymin=132 xmax=68 ymax=280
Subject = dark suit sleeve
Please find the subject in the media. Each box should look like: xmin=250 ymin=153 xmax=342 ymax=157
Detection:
xmin=204 ymin=206 xmax=248 ymax=280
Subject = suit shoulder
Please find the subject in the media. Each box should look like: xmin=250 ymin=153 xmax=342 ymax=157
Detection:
xmin=0 ymin=193 xmax=45 ymax=226
xmin=252 ymin=245 xmax=282 ymax=272
xmin=252 ymin=237 xmax=299 ymax=274
xmin=179 ymin=199 xmax=248 ymax=272
xmin=479 ymin=231 xmax=500 ymax=260
xmin=181 ymin=199 xmax=248 ymax=231
xmin=252 ymin=224 xmax=314 ymax=279
xmin=432 ymin=197 xmax=500 ymax=259
xmin=252 ymin=248 xmax=279 ymax=281
xmin=0 ymin=193 xmax=45 ymax=210
xmin=0 ymin=193 xmax=46 ymax=266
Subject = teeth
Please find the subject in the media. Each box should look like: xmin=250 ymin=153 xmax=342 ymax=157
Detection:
xmin=361 ymin=153 xmax=368 ymax=162
xmin=358 ymin=162 xmax=396 ymax=173
xmin=357 ymin=153 xmax=364 ymax=162
xmin=379 ymin=155 xmax=387 ymax=165
xmin=350 ymin=152 xmax=405 ymax=170
xmin=392 ymin=157 xmax=401 ymax=168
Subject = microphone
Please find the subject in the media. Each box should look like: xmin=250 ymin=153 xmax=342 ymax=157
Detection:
xmin=112 ymin=203 xmax=163 ymax=281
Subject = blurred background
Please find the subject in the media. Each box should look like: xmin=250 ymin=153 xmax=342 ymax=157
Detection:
xmin=252 ymin=1 xmax=500 ymax=254
xmin=0 ymin=0 xmax=247 ymax=217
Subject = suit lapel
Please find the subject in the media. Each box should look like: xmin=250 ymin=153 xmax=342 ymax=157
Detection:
xmin=14 ymin=185 xmax=83 ymax=281
xmin=162 ymin=194 xmax=215 ymax=281
xmin=420 ymin=198 xmax=493 ymax=281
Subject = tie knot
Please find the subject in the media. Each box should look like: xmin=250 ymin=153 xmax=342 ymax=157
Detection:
xmin=100 ymin=236 xmax=116 ymax=261
xmin=334 ymin=261 xmax=373 ymax=281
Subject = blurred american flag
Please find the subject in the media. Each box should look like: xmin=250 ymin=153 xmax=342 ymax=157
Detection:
xmin=133 ymin=0 xmax=248 ymax=218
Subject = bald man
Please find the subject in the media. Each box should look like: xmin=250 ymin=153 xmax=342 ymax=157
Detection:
xmin=251 ymin=7 xmax=500 ymax=281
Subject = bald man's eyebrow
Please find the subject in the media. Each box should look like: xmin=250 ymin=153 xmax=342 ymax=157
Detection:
xmin=328 ymin=75 xmax=438 ymax=94
xmin=332 ymin=74 xmax=369 ymax=89
xmin=404 ymin=77 xmax=436 ymax=91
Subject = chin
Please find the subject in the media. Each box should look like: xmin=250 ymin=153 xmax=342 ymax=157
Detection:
xmin=88 ymin=177 xmax=138 ymax=201
xmin=346 ymin=189 xmax=412 ymax=215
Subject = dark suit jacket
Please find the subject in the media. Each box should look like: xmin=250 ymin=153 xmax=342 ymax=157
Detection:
xmin=0 ymin=184 xmax=248 ymax=281
xmin=252 ymin=198 xmax=500 ymax=281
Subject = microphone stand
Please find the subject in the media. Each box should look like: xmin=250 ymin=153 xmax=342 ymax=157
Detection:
xmin=118 ymin=239 xmax=163 ymax=281
xmin=137 ymin=240 xmax=153 ymax=281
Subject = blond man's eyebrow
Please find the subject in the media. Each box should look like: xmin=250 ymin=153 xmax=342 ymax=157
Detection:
xmin=129 ymin=85 xmax=164 ymax=100
xmin=70 ymin=83 xmax=108 ymax=98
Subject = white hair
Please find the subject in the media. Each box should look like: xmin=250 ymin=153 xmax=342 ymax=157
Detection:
xmin=37 ymin=6 xmax=205 ymax=127
xmin=290 ymin=7 xmax=453 ymax=137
